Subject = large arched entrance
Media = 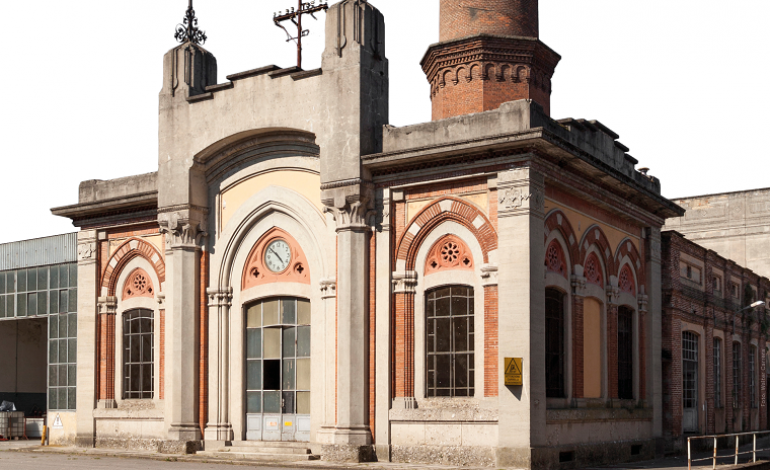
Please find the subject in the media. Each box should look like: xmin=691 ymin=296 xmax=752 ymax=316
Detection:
xmin=244 ymin=297 xmax=311 ymax=442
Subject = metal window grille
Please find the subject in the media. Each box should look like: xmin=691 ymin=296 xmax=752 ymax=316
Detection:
xmin=750 ymin=347 xmax=757 ymax=408
xmin=618 ymin=306 xmax=634 ymax=400
xmin=123 ymin=309 xmax=154 ymax=399
xmin=545 ymin=288 xmax=564 ymax=398
xmin=714 ymin=339 xmax=722 ymax=408
xmin=733 ymin=342 xmax=741 ymax=408
xmin=426 ymin=286 xmax=474 ymax=397
xmin=682 ymin=332 xmax=698 ymax=410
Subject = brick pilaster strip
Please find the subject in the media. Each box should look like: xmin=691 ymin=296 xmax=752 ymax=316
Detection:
xmin=607 ymin=304 xmax=619 ymax=399
xmin=484 ymin=285 xmax=499 ymax=397
xmin=572 ymin=296 xmax=584 ymax=398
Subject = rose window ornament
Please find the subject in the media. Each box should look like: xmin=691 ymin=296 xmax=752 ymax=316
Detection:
xmin=441 ymin=241 xmax=461 ymax=264
xmin=585 ymin=254 xmax=603 ymax=286
xmin=123 ymin=269 xmax=155 ymax=300
xmin=546 ymin=241 xmax=566 ymax=277
xmin=425 ymin=235 xmax=474 ymax=274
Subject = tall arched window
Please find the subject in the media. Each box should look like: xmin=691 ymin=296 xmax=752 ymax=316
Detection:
xmin=617 ymin=306 xmax=634 ymax=399
xmin=425 ymin=286 xmax=474 ymax=397
xmin=545 ymin=288 xmax=565 ymax=398
xmin=123 ymin=309 xmax=154 ymax=399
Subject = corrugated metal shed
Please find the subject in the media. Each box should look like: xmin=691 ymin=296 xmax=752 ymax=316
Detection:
xmin=0 ymin=233 xmax=77 ymax=270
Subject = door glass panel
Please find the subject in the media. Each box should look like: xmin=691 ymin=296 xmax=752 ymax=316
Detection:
xmin=297 ymin=327 xmax=311 ymax=357
xmin=297 ymin=359 xmax=311 ymax=390
xmin=247 ymin=391 xmax=261 ymax=413
xmin=298 ymin=300 xmax=311 ymax=325
xmin=247 ymin=329 xmax=261 ymax=359
xmin=247 ymin=360 xmax=262 ymax=390
xmin=264 ymin=328 xmax=281 ymax=359
xmin=282 ymin=298 xmax=296 ymax=324
xmin=263 ymin=300 xmax=279 ymax=326
xmin=297 ymin=391 xmax=310 ymax=414
xmin=283 ymin=328 xmax=296 ymax=357
xmin=283 ymin=359 xmax=296 ymax=390
xmin=247 ymin=305 xmax=261 ymax=328
xmin=264 ymin=391 xmax=281 ymax=413
xmin=282 ymin=391 xmax=295 ymax=413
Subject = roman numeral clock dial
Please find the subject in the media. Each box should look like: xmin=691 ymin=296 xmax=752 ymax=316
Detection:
xmin=264 ymin=239 xmax=292 ymax=273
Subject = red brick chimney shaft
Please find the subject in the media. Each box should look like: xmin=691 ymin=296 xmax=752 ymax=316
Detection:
xmin=440 ymin=0 xmax=539 ymax=41
xmin=423 ymin=0 xmax=559 ymax=120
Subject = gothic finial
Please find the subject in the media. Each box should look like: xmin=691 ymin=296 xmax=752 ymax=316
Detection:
xmin=175 ymin=0 xmax=208 ymax=45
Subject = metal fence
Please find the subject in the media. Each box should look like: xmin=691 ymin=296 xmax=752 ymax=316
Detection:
xmin=688 ymin=430 xmax=770 ymax=470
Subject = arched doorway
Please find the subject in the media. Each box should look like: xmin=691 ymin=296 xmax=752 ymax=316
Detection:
xmin=244 ymin=297 xmax=311 ymax=442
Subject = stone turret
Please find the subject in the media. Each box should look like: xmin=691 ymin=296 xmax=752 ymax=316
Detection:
xmin=422 ymin=0 xmax=560 ymax=120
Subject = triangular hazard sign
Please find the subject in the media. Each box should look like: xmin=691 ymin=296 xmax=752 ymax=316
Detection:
xmin=52 ymin=414 xmax=63 ymax=429
xmin=505 ymin=359 xmax=522 ymax=376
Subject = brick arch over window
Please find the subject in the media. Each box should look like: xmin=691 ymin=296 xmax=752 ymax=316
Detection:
xmin=102 ymin=238 xmax=165 ymax=297
xmin=398 ymin=197 xmax=497 ymax=270
xmin=544 ymin=210 xmax=580 ymax=269
xmin=578 ymin=225 xmax=615 ymax=276
xmin=614 ymin=238 xmax=645 ymax=292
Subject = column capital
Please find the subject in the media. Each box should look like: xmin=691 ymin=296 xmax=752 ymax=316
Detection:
xmin=159 ymin=211 xmax=207 ymax=250
xmin=97 ymin=296 xmax=118 ymax=315
xmin=322 ymin=182 xmax=375 ymax=232
xmin=207 ymin=287 xmax=233 ymax=308
xmin=571 ymin=275 xmax=587 ymax=297
xmin=481 ymin=264 xmax=499 ymax=287
xmin=77 ymin=230 xmax=98 ymax=265
xmin=638 ymin=294 xmax=649 ymax=313
xmin=606 ymin=285 xmax=620 ymax=306
xmin=392 ymin=271 xmax=418 ymax=294
xmin=320 ymin=279 xmax=337 ymax=300
xmin=497 ymin=167 xmax=545 ymax=219
xmin=374 ymin=189 xmax=392 ymax=232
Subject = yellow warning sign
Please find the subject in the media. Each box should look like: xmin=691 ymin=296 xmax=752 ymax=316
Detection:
xmin=504 ymin=357 xmax=523 ymax=386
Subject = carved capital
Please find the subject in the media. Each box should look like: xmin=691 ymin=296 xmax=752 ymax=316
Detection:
xmin=207 ymin=287 xmax=233 ymax=308
xmin=571 ymin=275 xmax=587 ymax=297
xmin=374 ymin=195 xmax=391 ymax=232
xmin=481 ymin=264 xmax=499 ymax=287
xmin=77 ymin=241 xmax=96 ymax=262
xmin=606 ymin=285 xmax=621 ymax=306
xmin=97 ymin=296 xmax=118 ymax=315
xmin=156 ymin=292 xmax=166 ymax=308
xmin=320 ymin=279 xmax=337 ymax=300
xmin=322 ymin=185 xmax=375 ymax=232
xmin=159 ymin=213 xmax=207 ymax=249
xmin=497 ymin=168 xmax=545 ymax=218
xmin=638 ymin=294 xmax=649 ymax=313
xmin=392 ymin=271 xmax=418 ymax=294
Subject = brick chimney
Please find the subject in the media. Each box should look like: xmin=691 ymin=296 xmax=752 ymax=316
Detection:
xmin=422 ymin=0 xmax=560 ymax=120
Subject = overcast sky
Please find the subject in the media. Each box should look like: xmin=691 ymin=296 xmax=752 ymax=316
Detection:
xmin=1 ymin=1 xmax=768 ymax=244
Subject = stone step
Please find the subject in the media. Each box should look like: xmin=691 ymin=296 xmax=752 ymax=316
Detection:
xmin=229 ymin=440 xmax=311 ymax=449
xmin=196 ymin=450 xmax=319 ymax=462
xmin=219 ymin=446 xmax=311 ymax=455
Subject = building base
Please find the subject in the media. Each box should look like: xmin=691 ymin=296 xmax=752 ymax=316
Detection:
xmin=321 ymin=445 xmax=375 ymax=463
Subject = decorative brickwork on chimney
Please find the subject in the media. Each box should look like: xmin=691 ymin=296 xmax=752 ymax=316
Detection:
xmin=422 ymin=0 xmax=560 ymax=120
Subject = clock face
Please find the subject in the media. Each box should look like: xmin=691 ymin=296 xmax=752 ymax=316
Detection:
xmin=265 ymin=239 xmax=292 ymax=273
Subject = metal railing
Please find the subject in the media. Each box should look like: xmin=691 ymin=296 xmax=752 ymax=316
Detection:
xmin=688 ymin=431 xmax=770 ymax=470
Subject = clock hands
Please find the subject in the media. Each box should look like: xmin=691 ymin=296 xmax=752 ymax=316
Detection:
xmin=269 ymin=247 xmax=285 ymax=265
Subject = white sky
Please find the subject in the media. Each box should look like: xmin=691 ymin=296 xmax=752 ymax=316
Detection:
xmin=1 ymin=1 xmax=768 ymax=244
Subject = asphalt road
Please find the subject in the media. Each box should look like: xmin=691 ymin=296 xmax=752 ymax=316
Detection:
xmin=0 ymin=452 xmax=287 ymax=470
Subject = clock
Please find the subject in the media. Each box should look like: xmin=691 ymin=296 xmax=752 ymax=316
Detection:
xmin=265 ymin=239 xmax=292 ymax=273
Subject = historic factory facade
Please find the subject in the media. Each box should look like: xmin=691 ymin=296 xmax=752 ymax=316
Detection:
xmin=34 ymin=0 xmax=769 ymax=468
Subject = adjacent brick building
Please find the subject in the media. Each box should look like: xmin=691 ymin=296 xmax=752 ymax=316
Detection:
xmin=661 ymin=231 xmax=770 ymax=452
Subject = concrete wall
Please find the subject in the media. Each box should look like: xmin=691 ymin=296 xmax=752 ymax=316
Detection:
xmin=665 ymin=188 xmax=770 ymax=279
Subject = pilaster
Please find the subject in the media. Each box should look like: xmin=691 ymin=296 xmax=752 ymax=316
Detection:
xmin=159 ymin=212 xmax=206 ymax=445
xmin=571 ymin=272 xmax=586 ymax=399
xmin=96 ymin=296 xmax=118 ymax=409
xmin=204 ymin=287 xmax=234 ymax=443
xmin=319 ymin=184 xmax=375 ymax=462
xmin=374 ymin=189 xmax=393 ymax=461
xmin=495 ymin=166 xmax=546 ymax=468
xmin=606 ymin=286 xmax=620 ymax=400
xmin=645 ymin=226 xmax=664 ymax=448
xmin=75 ymin=230 xmax=99 ymax=447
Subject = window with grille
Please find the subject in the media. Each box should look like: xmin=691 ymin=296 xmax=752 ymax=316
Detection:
xmin=682 ymin=332 xmax=698 ymax=410
xmin=545 ymin=288 xmax=565 ymax=398
xmin=750 ymin=346 xmax=757 ymax=408
xmin=618 ymin=306 xmax=634 ymax=400
xmin=733 ymin=342 xmax=741 ymax=408
xmin=714 ymin=339 xmax=722 ymax=408
xmin=123 ymin=309 xmax=154 ymax=399
xmin=426 ymin=286 xmax=474 ymax=397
